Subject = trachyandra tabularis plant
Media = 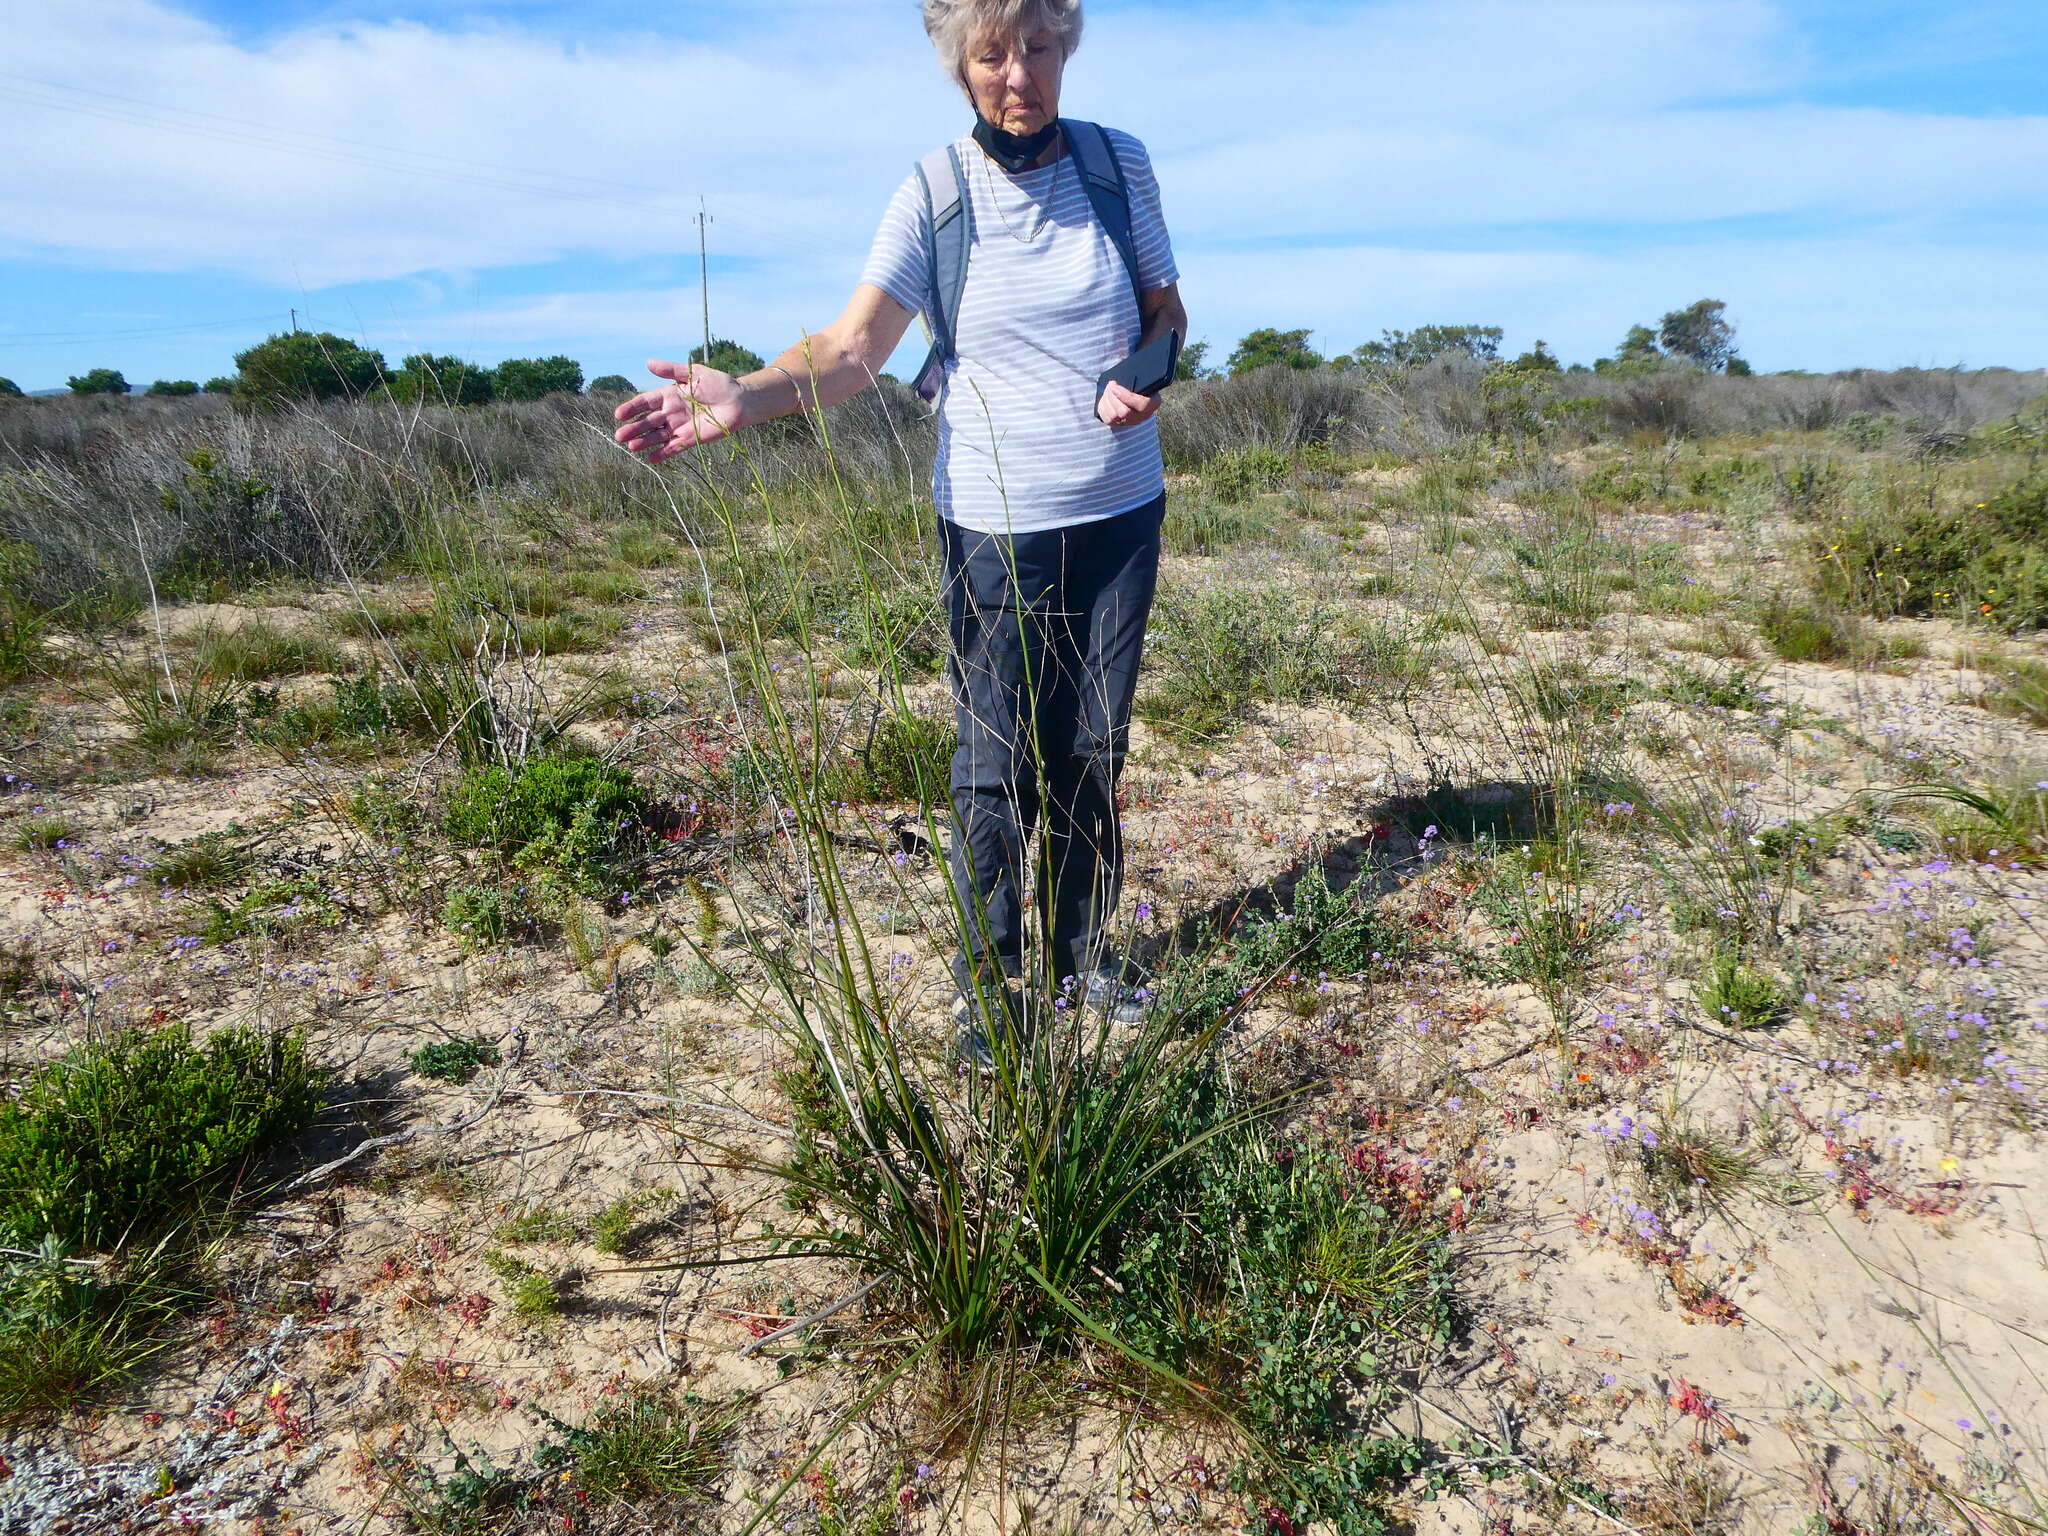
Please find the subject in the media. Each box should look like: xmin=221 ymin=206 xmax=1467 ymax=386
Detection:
xmin=626 ymin=400 xmax=1292 ymax=1368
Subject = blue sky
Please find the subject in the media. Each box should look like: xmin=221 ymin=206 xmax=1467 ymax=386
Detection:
xmin=3 ymin=0 xmax=2045 ymax=391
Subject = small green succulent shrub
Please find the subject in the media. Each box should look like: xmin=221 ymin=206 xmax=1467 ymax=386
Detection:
xmin=408 ymin=1036 xmax=503 ymax=1084
xmin=443 ymin=754 xmax=645 ymax=898
xmin=0 ymin=1024 xmax=323 ymax=1251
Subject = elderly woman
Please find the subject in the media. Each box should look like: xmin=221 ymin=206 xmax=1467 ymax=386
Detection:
xmin=615 ymin=0 xmax=1185 ymax=1059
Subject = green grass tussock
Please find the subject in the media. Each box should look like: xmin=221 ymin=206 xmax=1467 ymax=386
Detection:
xmin=186 ymin=621 xmax=344 ymax=682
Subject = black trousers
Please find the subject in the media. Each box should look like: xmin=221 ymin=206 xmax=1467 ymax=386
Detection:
xmin=940 ymin=493 xmax=1164 ymax=990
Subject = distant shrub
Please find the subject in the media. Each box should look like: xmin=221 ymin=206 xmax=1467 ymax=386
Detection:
xmin=0 ymin=379 xmax=21 ymax=399
xmin=1204 ymin=445 xmax=1291 ymax=504
xmin=232 ymin=331 xmax=386 ymax=409
xmin=1835 ymin=411 xmax=1895 ymax=450
xmin=1603 ymin=369 xmax=1713 ymax=436
xmin=688 ymin=339 xmax=764 ymax=375
xmin=444 ymin=754 xmax=644 ymax=897
xmin=202 ymin=377 xmax=235 ymax=394
xmin=146 ymin=380 xmax=199 ymax=397
xmin=1813 ymin=476 xmax=2048 ymax=633
xmin=387 ymin=353 xmax=494 ymax=407
xmin=492 ymin=356 xmax=584 ymax=401
xmin=1226 ymin=328 xmax=1322 ymax=376
xmin=588 ymin=374 xmax=635 ymax=394
xmin=67 ymin=369 xmax=129 ymax=396
xmin=1161 ymin=367 xmax=1360 ymax=466
xmin=0 ymin=1023 xmax=322 ymax=1251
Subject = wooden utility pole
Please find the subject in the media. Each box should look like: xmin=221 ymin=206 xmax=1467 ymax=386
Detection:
xmin=695 ymin=200 xmax=713 ymax=365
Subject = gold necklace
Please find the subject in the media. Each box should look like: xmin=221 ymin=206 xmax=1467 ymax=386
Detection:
xmin=981 ymin=134 xmax=1064 ymax=244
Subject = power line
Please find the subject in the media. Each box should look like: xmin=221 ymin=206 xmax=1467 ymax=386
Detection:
xmin=0 ymin=313 xmax=293 ymax=350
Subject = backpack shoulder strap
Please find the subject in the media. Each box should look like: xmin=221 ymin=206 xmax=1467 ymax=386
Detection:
xmin=1060 ymin=119 xmax=1144 ymax=314
xmin=911 ymin=142 xmax=971 ymax=404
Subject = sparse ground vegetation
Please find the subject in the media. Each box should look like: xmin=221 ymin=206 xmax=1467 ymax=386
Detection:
xmin=0 ymin=365 xmax=2045 ymax=1533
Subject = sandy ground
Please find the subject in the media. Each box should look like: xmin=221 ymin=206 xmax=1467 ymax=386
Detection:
xmin=3 ymin=472 xmax=2046 ymax=1536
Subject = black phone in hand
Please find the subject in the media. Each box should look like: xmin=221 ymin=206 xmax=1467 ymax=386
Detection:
xmin=1097 ymin=328 xmax=1182 ymax=406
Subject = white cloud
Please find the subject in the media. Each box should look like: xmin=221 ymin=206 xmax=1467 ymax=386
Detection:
xmin=3 ymin=0 xmax=2045 ymax=371
xmin=1 ymin=0 xmax=954 ymax=283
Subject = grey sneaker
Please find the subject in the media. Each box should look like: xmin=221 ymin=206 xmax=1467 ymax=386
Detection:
xmin=1083 ymin=968 xmax=1153 ymax=1026
xmin=952 ymin=978 xmax=1026 ymax=1071
xmin=954 ymin=1017 xmax=999 ymax=1072
xmin=955 ymin=1008 xmax=1033 ymax=1072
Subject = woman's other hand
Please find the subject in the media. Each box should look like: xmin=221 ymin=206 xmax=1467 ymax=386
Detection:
xmin=1096 ymin=379 xmax=1159 ymax=429
xmin=613 ymin=360 xmax=747 ymax=462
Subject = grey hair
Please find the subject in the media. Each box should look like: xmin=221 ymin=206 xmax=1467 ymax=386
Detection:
xmin=921 ymin=0 xmax=1084 ymax=81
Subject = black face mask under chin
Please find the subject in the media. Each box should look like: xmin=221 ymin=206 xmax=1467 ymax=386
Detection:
xmin=972 ymin=114 xmax=1060 ymax=173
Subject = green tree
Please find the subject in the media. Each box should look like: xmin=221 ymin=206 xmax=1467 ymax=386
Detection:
xmin=1596 ymin=323 xmax=1664 ymax=374
xmin=1658 ymin=298 xmax=1737 ymax=372
xmin=1725 ymin=355 xmax=1754 ymax=377
xmin=1175 ymin=340 xmax=1212 ymax=382
xmin=0 ymin=379 xmax=22 ymax=399
xmin=1508 ymin=340 xmax=1562 ymax=372
xmin=146 ymin=379 xmax=199 ymax=397
xmin=1352 ymin=324 xmax=1503 ymax=369
xmin=492 ymin=355 xmax=584 ymax=401
xmin=1226 ymin=327 xmax=1322 ymax=376
xmin=687 ymin=339 xmax=765 ymax=375
xmin=67 ymin=368 xmax=130 ymax=395
xmin=387 ymin=353 xmax=494 ymax=406
xmin=203 ymin=377 xmax=235 ymax=394
xmin=587 ymin=374 xmax=635 ymax=394
xmin=232 ymin=331 xmax=386 ymax=408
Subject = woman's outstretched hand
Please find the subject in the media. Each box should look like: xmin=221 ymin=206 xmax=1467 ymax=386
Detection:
xmin=1096 ymin=379 xmax=1160 ymax=428
xmin=613 ymin=360 xmax=747 ymax=462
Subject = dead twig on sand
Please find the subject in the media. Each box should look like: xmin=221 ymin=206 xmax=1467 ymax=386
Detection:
xmin=284 ymin=1030 xmax=524 ymax=1192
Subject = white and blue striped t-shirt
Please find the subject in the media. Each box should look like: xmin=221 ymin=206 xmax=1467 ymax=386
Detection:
xmin=860 ymin=126 xmax=1179 ymax=535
